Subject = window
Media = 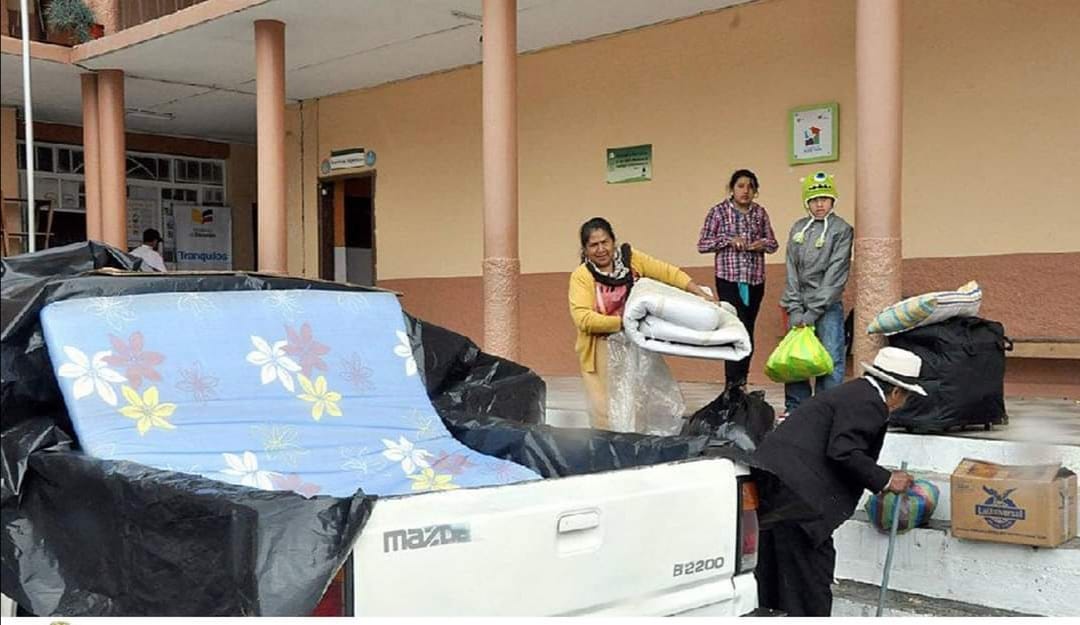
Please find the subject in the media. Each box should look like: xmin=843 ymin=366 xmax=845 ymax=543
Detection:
xmin=202 ymin=187 xmax=225 ymax=206
xmin=61 ymin=180 xmax=82 ymax=209
xmin=128 ymin=155 xmax=166 ymax=181
xmin=57 ymin=148 xmax=86 ymax=175
xmin=175 ymin=159 xmax=202 ymax=183
xmin=58 ymin=148 xmax=71 ymax=173
xmin=163 ymin=187 xmax=198 ymax=203
xmin=35 ymin=146 xmax=54 ymax=172
xmin=17 ymin=142 xmax=226 ymax=215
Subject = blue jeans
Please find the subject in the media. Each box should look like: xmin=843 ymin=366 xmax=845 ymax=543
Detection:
xmin=784 ymin=302 xmax=846 ymax=414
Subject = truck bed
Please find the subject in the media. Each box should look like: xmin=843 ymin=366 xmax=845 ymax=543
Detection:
xmin=351 ymin=456 xmax=756 ymax=616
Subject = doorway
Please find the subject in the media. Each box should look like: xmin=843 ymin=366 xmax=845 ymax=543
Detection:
xmin=318 ymin=173 xmax=375 ymax=286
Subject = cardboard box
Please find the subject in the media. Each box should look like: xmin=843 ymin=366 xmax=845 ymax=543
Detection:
xmin=951 ymin=458 xmax=1077 ymax=547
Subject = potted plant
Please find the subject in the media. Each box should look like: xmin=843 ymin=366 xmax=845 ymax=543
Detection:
xmin=43 ymin=0 xmax=101 ymax=45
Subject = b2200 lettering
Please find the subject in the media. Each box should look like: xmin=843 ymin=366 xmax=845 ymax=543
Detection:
xmin=672 ymin=557 xmax=725 ymax=577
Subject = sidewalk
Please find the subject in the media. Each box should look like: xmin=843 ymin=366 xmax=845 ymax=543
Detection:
xmin=542 ymin=376 xmax=1080 ymax=447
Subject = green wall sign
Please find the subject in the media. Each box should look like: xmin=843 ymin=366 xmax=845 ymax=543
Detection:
xmin=606 ymin=144 xmax=652 ymax=184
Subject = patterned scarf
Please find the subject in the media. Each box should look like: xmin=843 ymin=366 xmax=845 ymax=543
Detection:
xmin=586 ymin=244 xmax=635 ymax=317
xmin=585 ymin=244 xmax=633 ymax=288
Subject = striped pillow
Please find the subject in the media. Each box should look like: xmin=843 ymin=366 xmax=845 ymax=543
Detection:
xmin=867 ymin=281 xmax=982 ymax=335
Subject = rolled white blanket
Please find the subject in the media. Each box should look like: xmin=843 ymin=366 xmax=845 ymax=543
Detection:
xmin=623 ymin=278 xmax=752 ymax=361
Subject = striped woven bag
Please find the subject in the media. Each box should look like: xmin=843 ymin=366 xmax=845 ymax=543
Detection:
xmin=864 ymin=479 xmax=941 ymax=533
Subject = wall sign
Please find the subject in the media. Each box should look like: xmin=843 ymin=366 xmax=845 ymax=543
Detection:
xmin=789 ymin=102 xmax=839 ymax=165
xmin=323 ymin=147 xmax=368 ymax=173
xmin=174 ymin=206 xmax=233 ymax=270
xmin=606 ymin=144 xmax=652 ymax=184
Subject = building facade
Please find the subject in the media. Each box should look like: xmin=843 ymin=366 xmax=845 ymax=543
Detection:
xmin=2 ymin=0 xmax=1077 ymax=396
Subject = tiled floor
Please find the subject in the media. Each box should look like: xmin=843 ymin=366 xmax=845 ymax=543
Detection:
xmin=543 ymin=376 xmax=1080 ymax=447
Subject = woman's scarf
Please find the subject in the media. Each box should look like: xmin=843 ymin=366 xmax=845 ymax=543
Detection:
xmin=586 ymin=243 xmax=634 ymax=288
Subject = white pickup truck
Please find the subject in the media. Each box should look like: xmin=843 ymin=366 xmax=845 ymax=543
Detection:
xmin=0 ymin=266 xmax=760 ymax=618
xmin=1 ymin=456 xmax=760 ymax=618
xmin=2 ymin=453 xmax=760 ymax=617
xmin=346 ymin=457 xmax=760 ymax=617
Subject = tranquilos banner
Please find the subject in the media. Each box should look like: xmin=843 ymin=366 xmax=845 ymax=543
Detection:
xmin=175 ymin=206 xmax=232 ymax=270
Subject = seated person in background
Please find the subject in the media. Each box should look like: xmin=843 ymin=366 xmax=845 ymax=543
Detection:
xmin=130 ymin=228 xmax=166 ymax=272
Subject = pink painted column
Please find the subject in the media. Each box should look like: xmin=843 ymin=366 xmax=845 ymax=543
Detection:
xmin=81 ymin=73 xmax=103 ymax=241
xmin=255 ymin=19 xmax=287 ymax=273
xmin=481 ymin=0 xmax=520 ymax=360
xmin=87 ymin=0 xmax=121 ymax=35
xmin=853 ymin=0 xmax=903 ymax=369
xmin=97 ymin=69 xmax=127 ymax=248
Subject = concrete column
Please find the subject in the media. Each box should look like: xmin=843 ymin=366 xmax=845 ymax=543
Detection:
xmin=97 ymin=69 xmax=127 ymax=248
xmin=481 ymin=0 xmax=520 ymax=360
xmin=853 ymin=0 xmax=903 ymax=369
xmin=87 ymin=0 xmax=122 ymax=35
xmin=254 ymin=19 xmax=287 ymax=273
xmin=81 ymin=73 xmax=102 ymax=241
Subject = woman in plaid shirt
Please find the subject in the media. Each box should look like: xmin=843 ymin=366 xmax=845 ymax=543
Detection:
xmin=697 ymin=169 xmax=779 ymax=385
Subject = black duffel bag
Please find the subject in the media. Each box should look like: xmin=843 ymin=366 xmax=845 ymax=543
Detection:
xmin=887 ymin=316 xmax=1012 ymax=432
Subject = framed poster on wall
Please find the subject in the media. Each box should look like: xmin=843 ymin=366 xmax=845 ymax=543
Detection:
xmin=789 ymin=102 xmax=839 ymax=165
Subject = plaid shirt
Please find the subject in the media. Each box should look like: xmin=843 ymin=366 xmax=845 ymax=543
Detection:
xmin=697 ymin=198 xmax=778 ymax=284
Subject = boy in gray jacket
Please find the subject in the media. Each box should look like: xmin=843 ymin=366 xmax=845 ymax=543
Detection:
xmin=779 ymin=171 xmax=853 ymax=415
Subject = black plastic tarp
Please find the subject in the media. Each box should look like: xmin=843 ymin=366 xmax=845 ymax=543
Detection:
xmin=0 ymin=241 xmax=144 ymax=331
xmin=404 ymin=314 xmax=545 ymax=425
xmin=1 ymin=242 xmax=750 ymax=616
xmin=1 ymin=417 xmax=371 ymax=616
xmin=1 ymin=245 xmax=377 ymax=616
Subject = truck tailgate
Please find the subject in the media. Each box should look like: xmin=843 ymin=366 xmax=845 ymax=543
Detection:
xmin=351 ymin=457 xmax=748 ymax=616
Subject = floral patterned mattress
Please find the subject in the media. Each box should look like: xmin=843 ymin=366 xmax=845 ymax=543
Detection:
xmin=40 ymin=289 xmax=541 ymax=497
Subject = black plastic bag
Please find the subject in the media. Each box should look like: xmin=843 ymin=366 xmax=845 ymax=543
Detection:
xmin=403 ymin=315 xmax=545 ymax=424
xmin=887 ymin=317 xmax=1010 ymax=432
xmin=681 ymin=384 xmax=775 ymax=449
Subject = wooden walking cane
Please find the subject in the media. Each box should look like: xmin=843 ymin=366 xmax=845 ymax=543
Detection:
xmin=876 ymin=460 xmax=908 ymax=617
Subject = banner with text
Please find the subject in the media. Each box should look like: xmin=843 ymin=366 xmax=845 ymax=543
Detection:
xmin=174 ymin=205 xmax=233 ymax=270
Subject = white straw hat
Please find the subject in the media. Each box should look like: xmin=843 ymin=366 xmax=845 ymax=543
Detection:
xmin=861 ymin=347 xmax=928 ymax=396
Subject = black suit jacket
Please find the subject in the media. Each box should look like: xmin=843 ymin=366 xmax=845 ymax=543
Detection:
xmin=752 ymin=378 xmax=892 ymax=545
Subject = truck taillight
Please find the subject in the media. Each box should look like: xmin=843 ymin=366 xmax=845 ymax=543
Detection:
xmin=737 ymin=480 xmax=759 ymax=574
xmin=310 ymin=565 xmax=348 ymax=617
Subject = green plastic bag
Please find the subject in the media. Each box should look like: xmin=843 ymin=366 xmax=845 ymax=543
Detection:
xmin=764 ymin=326 xmax=835 ymax=383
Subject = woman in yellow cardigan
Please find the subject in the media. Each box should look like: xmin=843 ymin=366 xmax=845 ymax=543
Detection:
xmin=568 ymin=217 xmax=715 ymax=429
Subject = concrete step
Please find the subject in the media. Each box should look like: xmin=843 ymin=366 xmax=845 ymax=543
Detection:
xmin=871 ymin=433 xmax=1079 ymax=527
xmin=878 ymin=432 xmax=1080 ymax=475
xmin=831 ymin=580 xmax=1034 ymax=617
xmin=834 ymin=514 xmax=1080 ymax=616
